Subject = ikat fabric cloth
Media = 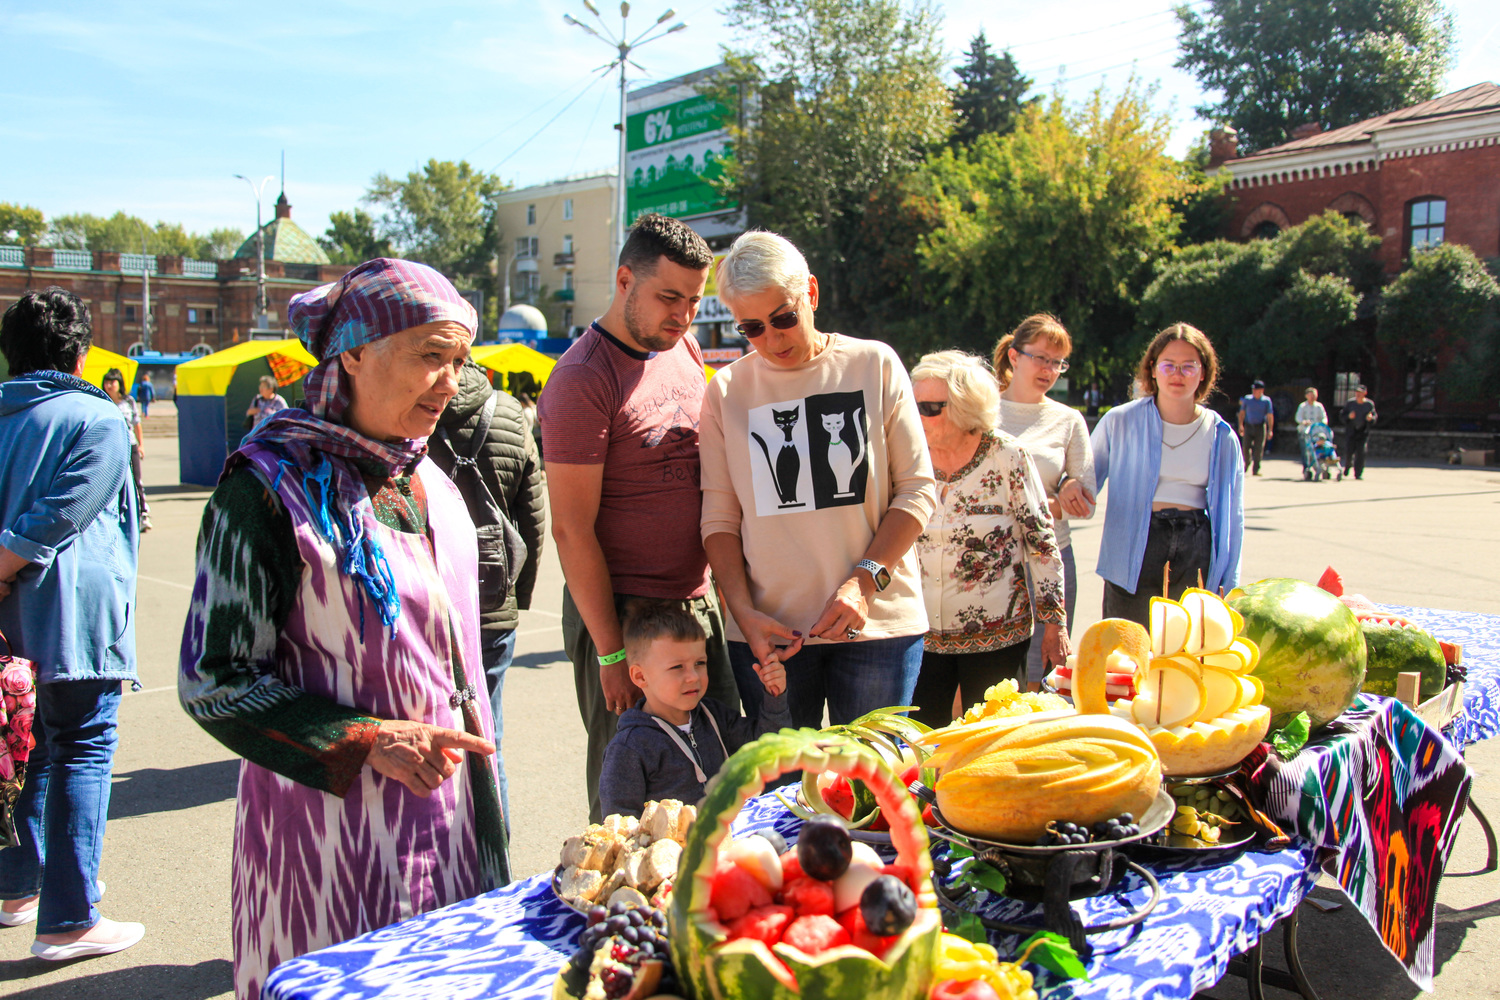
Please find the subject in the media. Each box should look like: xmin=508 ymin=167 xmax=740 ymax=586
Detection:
xmin=1381 ymin=604 xmax=1500 ymax=749
xmin=1247 ymin=693 xmax=1472 ymax=991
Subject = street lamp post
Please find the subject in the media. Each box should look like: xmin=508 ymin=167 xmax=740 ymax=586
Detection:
xmin=234 ymin=173 xmax=275 ymax=332
xmin=133 ymin=220 xmax=152 ymax=353
xmin=564 ymin=3 xmax=688 ymax=267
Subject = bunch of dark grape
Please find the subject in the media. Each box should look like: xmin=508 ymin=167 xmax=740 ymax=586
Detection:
xmin=1035 ymin=813 xmax=1137 ymax=846
xmin=1447 ymin=659 xmax=1467 ymax=687
xmin=568 ymin=901 xmax=677 ymax=999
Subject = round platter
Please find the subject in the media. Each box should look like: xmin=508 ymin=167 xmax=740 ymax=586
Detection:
xmin=551 ymin=865 xmax=591 ymax=917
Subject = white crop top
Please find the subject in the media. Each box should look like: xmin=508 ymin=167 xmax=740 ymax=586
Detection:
xmin=1153 ymin=408 xmax=1213 ymax=508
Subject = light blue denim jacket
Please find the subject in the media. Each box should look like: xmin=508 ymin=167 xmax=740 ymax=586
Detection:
xmin=1090 ymin=396 xmax=1244 ymax=595
xmin=0 ymin=372 xmax=139 ymax=683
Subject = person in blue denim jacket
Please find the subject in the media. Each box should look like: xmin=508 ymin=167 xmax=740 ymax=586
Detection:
xmin=0 ymin=288 xmax=145 ymax=960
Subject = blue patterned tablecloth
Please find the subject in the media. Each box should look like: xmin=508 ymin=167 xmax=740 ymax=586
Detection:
xmin=265 ymin=605 xmax=1499 ymax=1000
xmin=1379 ymin=605 xmax=1500 ymax=749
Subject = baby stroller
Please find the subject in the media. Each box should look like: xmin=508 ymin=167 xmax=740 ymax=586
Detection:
xmin=1300 ymin=421 xmax=1343 ymax=481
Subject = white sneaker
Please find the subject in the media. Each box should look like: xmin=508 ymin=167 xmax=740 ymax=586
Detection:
xmin=32 ymin=916 xmax=144 ymax=961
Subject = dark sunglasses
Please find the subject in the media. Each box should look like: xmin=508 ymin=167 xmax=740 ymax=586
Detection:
xmin=916 ymin=400 xmax=949 ymax=417
xmin=735 ymin=309 xmax=799 ymax=339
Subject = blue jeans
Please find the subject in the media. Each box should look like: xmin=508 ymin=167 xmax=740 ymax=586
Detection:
xmin=479 ymin=628 xmax=515 ymax=834
xmin=0 ymin=679 xmax=121 ymax=935
xmin=1025 ymin=543 xmax=1078 ymax=684
xmin=729 ymin=635 xmax=923 ymax=729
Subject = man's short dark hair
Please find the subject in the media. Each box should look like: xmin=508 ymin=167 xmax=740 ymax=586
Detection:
xmin=621 ymin=599 xmax=707 ymax=665
xmin=0 ymin=287 xmax=93 ymax=377
xmin=618 ymin=213 xmax=713 ymax=276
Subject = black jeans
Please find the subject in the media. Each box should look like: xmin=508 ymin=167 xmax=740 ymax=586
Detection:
xmin=910 ymin=640 xmax=1030 ymax=729
xmin=1103 ymin=508 xmax=1213 ymax=628
xmin=1242 ymin=423 xmax=1267 ymax=473
xmin=1344 ymin=428 xmax=1370 ymax=478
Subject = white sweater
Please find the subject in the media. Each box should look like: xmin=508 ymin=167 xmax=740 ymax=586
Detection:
xmin=998 ymin=397 xmax=1095 ymax=550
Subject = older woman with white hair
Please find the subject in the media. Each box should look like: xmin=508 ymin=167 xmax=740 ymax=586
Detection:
xmin=909 ymin=351 xmax=1067 ymax=727
xmin=245 ymin=374 xmax=288 ymax=428
xmin=698 ymin=230 xmax=937 ymax=728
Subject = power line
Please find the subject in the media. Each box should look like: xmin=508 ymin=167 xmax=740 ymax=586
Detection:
xmin=462 ymin=64 xmax=615 ymax=162
xmin=487 ymin=64 xmax=616 ymax=173
xmin=1053 ymin=45 xmax=1185 ymax=86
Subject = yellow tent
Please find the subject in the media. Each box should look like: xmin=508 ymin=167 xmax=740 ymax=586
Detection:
xmin=470 ymin=344 xmax=557 ymax=388
xmin=80 ymin=346 xmax=138 ymax=391
xmin=176 ymin=339 xmax=317 ymax=397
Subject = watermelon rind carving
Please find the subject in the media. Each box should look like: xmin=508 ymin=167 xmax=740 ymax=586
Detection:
xmin=668 ymin=729 xmax=940 ymax=1000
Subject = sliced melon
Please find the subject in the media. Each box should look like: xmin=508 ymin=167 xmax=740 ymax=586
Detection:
xmin=1150 ymin=597 xmax=1191 ymax=656
xmin=1181 ymin=589 xmax=1236 ymax=654
xmin=1198 ymin=664 xmax=1244 ymax=719
xmin=1131 ymin=659 xmax=1207 ymax=728
xmin=1199 ymin=647 xmax=1248 ymax=673
xmin=1237 ymin=674 xmax=1263 ymax=706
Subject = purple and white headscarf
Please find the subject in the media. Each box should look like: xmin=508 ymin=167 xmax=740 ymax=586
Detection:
xmin=229 ymin=258 xmax=478 ymax=635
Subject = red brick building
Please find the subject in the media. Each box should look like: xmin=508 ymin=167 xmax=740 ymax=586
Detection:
xmin=1214 ymin=83 xmax=1500 ymax=426
xmin=0 ymin=195 xmax=347 ymax=357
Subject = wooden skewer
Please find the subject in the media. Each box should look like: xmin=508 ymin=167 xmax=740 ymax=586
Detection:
xmin=1197 ymin=568 xmax=1205 ymax=590
xmin=1163 ymin=560 xmax=1171 ymax=598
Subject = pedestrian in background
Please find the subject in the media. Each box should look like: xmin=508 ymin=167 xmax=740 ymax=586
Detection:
xmin=1341 ymin=384 xmax=1377 ymax=480
xmin=132 ymin=370 xmax=154 ymax=418
xmin=540 ymin=213 xmax=738 ymax=824
xmin=1296 ymin=387 xmax=1329 ymax=478
xmin=0 ymin=288 xmax=144 ymax=960
xmin=1084 ymin=381 xmax=1102 ymax=417
xmin=245 ymin=375 xmax=287 ymax=428
xmin=910 ymin=350 xmax=1064 ymax=726
xmin=1087 ymin=323 xmax=1244 ymax=626
xmin=1238 ymin=379 xmax=1274 ymax=476
xmin=428 ymin=359 xmax=545 ymax=829
xmin=993 ymin=315 xmax=1095 ymax=687
xmin=101 ymin=368 xmax=151 ymax=532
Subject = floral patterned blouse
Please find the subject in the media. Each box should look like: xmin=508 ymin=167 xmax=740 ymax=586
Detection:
xmin=917 ymin=431 xmax=1066 ymax=653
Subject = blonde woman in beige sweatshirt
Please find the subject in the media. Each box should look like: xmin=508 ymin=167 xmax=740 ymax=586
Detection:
xmin=699 ymin=231 xmax=937 ymax=728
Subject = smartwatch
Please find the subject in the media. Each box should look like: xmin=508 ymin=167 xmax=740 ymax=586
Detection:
xmin=856 ymin=558 xmax=891 ymax=592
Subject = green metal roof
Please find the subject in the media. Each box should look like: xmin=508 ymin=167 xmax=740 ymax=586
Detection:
xmin=233 ymin=216 xmax=331 ymax=266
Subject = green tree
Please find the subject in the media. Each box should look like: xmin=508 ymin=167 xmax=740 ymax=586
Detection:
xmin=365 ymin=159 xmax=507 ymax=327
xmin=950 ymin=30 xmax=1032 ymax=148
xmin=195 ymin=227 xmax=246 ymax=260
xmin=319 ymin=209 xmax=393 ymax=265
xmin=44 ymin=212 xmax=237 ymax=258
xmin=714 ymin=0 xmax=953 ymax=320
xmin=0 ymin=203 xmax=46 ymax=246
xmin=1140 ymin=212 xmax=1381 ymax=388
xmin=1171 ymin=136 xmax=1233 ymax=246
xmin=1176 ymin=0 xmax=1456 ymax=152
xmin=1378 ymin=242 xmax=1500 ymax=403
xmin=914 ymin=81 xmax=1188 ymax=363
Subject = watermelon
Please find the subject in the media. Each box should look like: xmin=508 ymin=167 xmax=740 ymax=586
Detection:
xmin=1361 ymin=621 xmax=1446 ymax=701
xmin=779 ymin=876 xmax=836 ymax=917
xmin=728 ymin=905 xmax=795 ymax=946
xmin=711 ymin=861 xmax=773 ymax=921
xmin=1227 ymin=578 xmax=1367 ymax=730
xmin=668 ymin=729 xmax=942 ymax=1000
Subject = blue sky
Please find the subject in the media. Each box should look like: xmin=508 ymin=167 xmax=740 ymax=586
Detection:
xmin=3 ymin=0 xmax=1497 ymax=245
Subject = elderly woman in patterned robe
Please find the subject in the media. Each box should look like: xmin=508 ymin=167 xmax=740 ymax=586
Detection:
xmin=178 ymin=258 xmax=509 ymax=1000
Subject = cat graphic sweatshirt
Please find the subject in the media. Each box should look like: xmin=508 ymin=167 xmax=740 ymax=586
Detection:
xmin=699 ymin=333 xmax=936 ymax=643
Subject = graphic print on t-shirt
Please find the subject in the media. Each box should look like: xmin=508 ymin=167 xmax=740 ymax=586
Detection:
xmin=747 ymin=390 xmax=869 ymax=516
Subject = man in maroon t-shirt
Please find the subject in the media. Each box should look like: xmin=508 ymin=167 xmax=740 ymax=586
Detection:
xmin=539 ymin=213 xmax=740 ymax=822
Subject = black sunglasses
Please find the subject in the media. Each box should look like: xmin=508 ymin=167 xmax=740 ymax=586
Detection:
xmin=916 ymin=401 xmax=949 ymax=417
xmin=736 ymin=309 xmax=799 ymax=339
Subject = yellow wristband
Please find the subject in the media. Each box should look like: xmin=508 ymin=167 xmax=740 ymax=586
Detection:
xmin=597 ymin=649 xmax=626 ymax=666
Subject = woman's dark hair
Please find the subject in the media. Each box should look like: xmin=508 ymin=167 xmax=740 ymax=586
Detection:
xmin=101 ymin=367 xmax=126 ymax=390
xmin=0 ymin=287 xmax=93 ymax=376
xmin=618 ymin=212 xmax=713 ymax=276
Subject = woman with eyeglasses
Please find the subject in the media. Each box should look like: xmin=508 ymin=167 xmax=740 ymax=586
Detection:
xmin=993 ymin=315 xmax=1095 ymax=687
xmin=909 ymin=351 xmax=1066 ymax=727
xmin=1086 ymin=323 xmax=1244 ymax=626
xmin=698 ymin=231 xmax=937 ymax=728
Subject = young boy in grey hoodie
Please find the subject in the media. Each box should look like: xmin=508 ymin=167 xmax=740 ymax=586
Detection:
xmin=599 ymin=601 xmax=792 ymax=818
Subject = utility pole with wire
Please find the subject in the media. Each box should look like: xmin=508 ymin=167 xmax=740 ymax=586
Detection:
xmin=234 ymin=172 xmax=275 ymax=333
xmin=563 ymin=2 xmax=687 ymax=267
xmin=133 ymin=220 xmax=152 ymax=353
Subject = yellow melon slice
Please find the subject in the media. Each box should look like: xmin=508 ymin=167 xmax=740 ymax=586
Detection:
xmin=1199 ymin=647 xmax=1248 ymax=672
xmin=1229 ymin=638 xmax=1260 ymax=672
xmin=1198 ymin=664 xmax=1244 ymax=719
xmin=1237 ymin=673 xmax=1264 ymax=706
xmin=1181 ymin=589 xmax=1237 ymax=654
xmin=1130 ymin=658 xmax=1207 ymax=728
xmin=1150 ymin=597 xmax=1191 ymax=656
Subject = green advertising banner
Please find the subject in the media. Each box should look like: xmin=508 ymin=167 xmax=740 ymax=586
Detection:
xmin=625 ymin=92 xmax=736 ymax=222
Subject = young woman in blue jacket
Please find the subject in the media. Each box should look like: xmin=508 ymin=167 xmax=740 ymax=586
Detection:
xmin=1084 ymin=324 xmax=1244 ymax=626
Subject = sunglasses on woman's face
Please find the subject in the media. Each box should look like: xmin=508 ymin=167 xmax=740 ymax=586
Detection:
xmin=735 ymin=309 xmax=799 ymax=339
xmin=916 ymin=400 xmax=949 ymax=417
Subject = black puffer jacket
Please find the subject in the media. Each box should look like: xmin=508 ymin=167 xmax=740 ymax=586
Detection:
xmin=429 ymin=361 xmax=545 ymax=631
